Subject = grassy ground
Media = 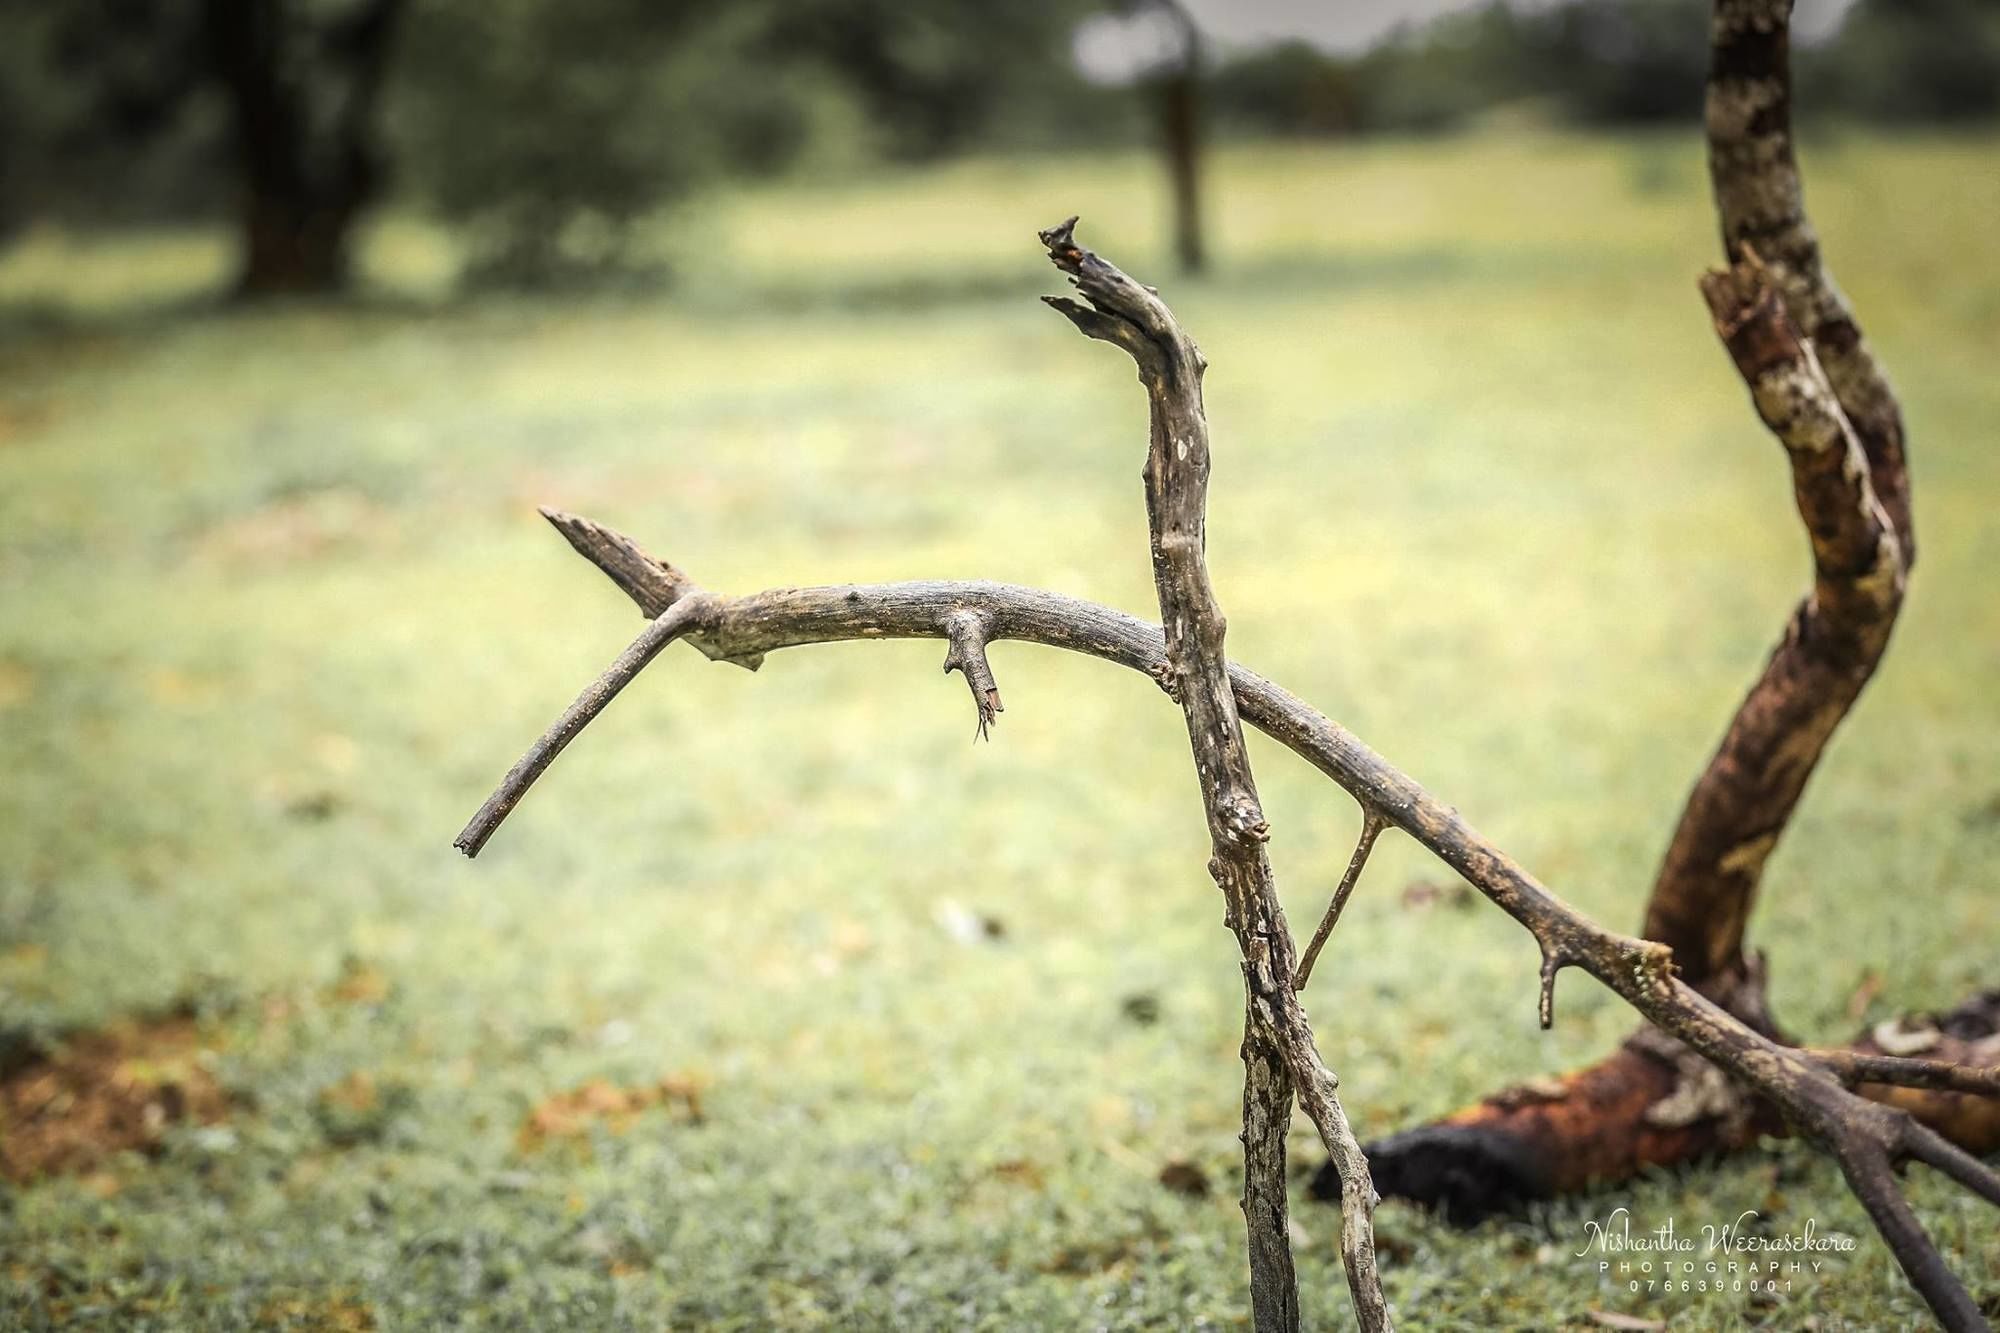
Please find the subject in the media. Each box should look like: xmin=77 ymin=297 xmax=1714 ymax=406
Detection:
xmin=1 ymin=133 xmax=1996 ymax=1329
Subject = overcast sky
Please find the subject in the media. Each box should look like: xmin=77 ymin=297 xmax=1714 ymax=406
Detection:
xmin=1077 ymin=0 xmax=1859 ymax=83
xmin=1178 ymin=0 xmax=1857 ymax=52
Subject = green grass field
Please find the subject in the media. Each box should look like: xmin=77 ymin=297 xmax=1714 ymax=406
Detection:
xmin=2 ymin=133 xmax=1996 ymax=1329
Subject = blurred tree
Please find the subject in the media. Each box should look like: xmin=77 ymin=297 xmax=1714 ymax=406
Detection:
xmin=1206 ymin=41 xmax=1365 ymax=137
xmin=0 ymin=0 xmax=225 ymax=238
xmin=1154 ymin=1 xmax=1205 ymax=275
xmin=1808 ymin=0 xmax=2000 ymax=122
xmin=204 ymin=0 xmax=406 ymax=295
xmin=4 ymin=0 xmax=1100 ymax=293
xmin=0 ymin=0 xmax=404 ymax=296
xmin=763 ymin=0 xmax=1090 ymax=161
xmin=1534 ymin=0 xmax=1708 ymax=124
xmin=390 ymin=0 xmax=799 ymax=288
xmin=394 ymin=0 xmax=1097 ymax=287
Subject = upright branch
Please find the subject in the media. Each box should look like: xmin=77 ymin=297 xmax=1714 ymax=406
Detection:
xmin=1648 ymin=0 xmax=1913 ymax=997
xmin=1042 ymin=216 xmax=1389 ymax=1333
xmin=1343 ymin=5 xmax=1990 ymax=1324
xmin=1705 ymin=0 xmax=1911 ymax=556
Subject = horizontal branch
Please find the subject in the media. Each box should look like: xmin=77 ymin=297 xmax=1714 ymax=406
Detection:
xmin=1812 ymin=1050 xmax=2000 ymax=1099
xmin=470 ymin=510 xmax=1995 ymax=1329
xmin=515 ymin=521 xmax=1800 ymax=1067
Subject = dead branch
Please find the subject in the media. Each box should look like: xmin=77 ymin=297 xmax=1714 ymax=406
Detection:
xmin=1042 ymin=215 xmax=1388 ymax=1333
xmin=1363 ymin=10 xmax=1986 ymax=1317
xmin=1295 ymin=810 xmax=1384 ymax=993
xmin=460 ymin=213 xmax=1991 ymax=1327
xmin=453 ymin=595 xmax=711 ymax=857
xmin=472 ymin=512 xmax=1996 ymax=1328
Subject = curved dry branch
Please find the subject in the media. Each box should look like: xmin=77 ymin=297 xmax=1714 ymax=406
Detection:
xmin=471 ymin=507 xmax=1995 ymax=1329
xmin=1041 ymin=215 xmax=1388 ymax=1333
xmin=1365 ymin=0 xmax=1957 ymax=1283
xmin=1649 ymin=0 xmax=1914 ymax=994
xmin=1706 ymin=0 xmax=1911 ymax=555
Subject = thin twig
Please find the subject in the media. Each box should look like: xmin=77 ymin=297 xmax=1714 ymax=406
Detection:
xmin=1811 ymin=1049 xmax=2000 ymax=1098
xmin=1295 ymin=808 xmax=1384 ymax=992
xmin=453 ymin=597 xmax=709 ymax=856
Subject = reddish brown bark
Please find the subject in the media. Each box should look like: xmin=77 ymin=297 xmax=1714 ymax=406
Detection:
xmin=1344 ymin=3 xmax=2000 ymax=1260
xmin=1329 ymin=990 xmax=2000 ymax=1226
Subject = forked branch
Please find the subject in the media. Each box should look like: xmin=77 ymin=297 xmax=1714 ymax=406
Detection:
xmin=467 ymin=512 xmax=1999 ymax=1328
xmin=459 ymin=217 xmax=1993 ymax=1328
xmin=1041 ymin=215 xmax=1389 ymax=1332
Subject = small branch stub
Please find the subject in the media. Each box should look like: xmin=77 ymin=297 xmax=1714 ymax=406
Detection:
xmin=1538 ymin=947 xmax=1567 ymax=1032
xmin=941 ymin=610 xmax=1003 ymax=741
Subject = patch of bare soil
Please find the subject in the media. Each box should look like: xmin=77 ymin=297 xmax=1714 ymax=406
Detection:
xmin=517 ymin=1074 xmax=704 ymax=1153
xmin=0 ymin=1013 xmax=233 ymax=1183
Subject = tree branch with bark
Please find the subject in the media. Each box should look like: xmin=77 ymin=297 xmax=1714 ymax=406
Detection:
xmin=452 ymin=14 xmax=1999 ymax=1313
xmin=1349 ymin=9 xmax=1996 ymax=1307
xmin=460 ymin=496 xmax=2000 ymax=1326
xmin=1041 ymin=214 xmax=1388 ymax=1332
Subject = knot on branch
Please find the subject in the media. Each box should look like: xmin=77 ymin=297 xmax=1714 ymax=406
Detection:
xmin=1700 ymin=247 xmax=1805 ymax=384
xmin=1148 ymin=658 xmax=1181 ymax=701
xmin=941 ymin=611 xmax=1003 ymax=741
xmin=1221 ymin=791 xmax=1271 ymax=845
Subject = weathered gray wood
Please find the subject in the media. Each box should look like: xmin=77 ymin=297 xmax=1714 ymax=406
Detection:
xmin=475 ymin=531 xmax=1999 ymax=1330
xmin=1040 ymin=214 xmax=1388 ymax=1333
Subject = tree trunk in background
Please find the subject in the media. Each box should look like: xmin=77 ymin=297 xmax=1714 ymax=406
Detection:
xmin=201 ymin=0 xmax=404 ymax=297
xmin=1158 ymin=3 xmax=1204 ymax=275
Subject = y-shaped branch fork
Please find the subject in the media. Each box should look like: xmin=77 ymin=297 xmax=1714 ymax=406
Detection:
xmin=457 ymin=227 xmax=2000 ymax=1332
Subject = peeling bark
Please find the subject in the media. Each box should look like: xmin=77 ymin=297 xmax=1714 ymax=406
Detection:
xmin=202 ymin=0 xmax=405 ymax=297
xmin=1644 ymin=256 xmax=1905 ymax=995
xmin=1364 ymin=13 xmax=1995 ymax=1302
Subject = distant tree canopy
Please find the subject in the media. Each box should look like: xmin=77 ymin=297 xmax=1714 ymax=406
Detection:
xmin=1207 ymin=0 xmax=2000 ymax=136
xmin=395 ymin=0 xmax=1101 ymax=286
xmin=0 ymin=0 xmax=1099 ymax=291
xmin=1813 ymin=0 xmax=2000 ymax=123
xmin=2 ymin=0 xmax=1995 ymax=294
